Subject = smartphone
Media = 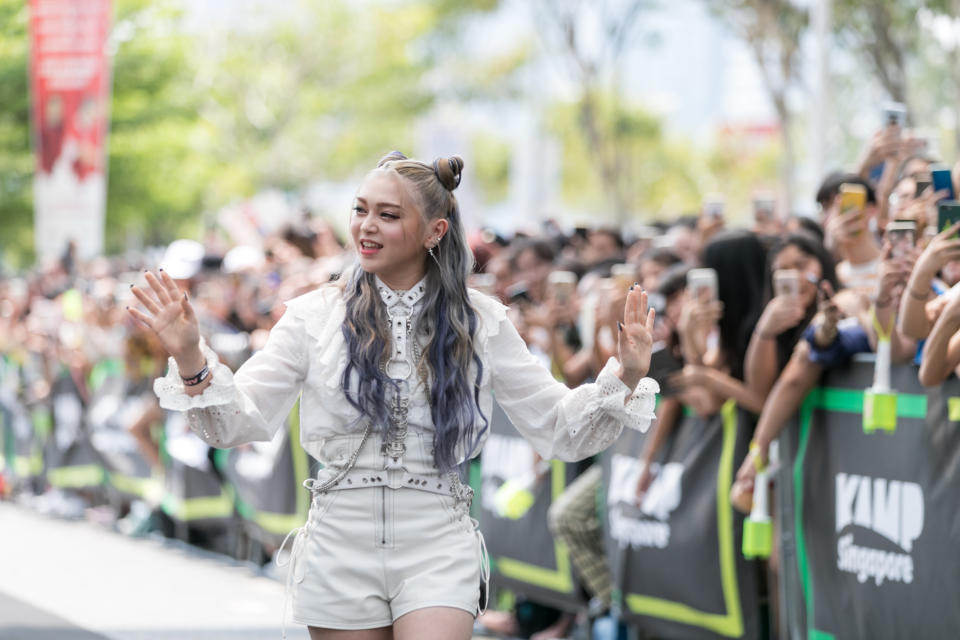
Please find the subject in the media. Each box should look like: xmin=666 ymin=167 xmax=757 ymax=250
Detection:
xmin=773 ymin=269 xmax=801 ymax=298
xmin=547 ymin=270 xmax=577 ymax=305
xmin=838 ymin=183 xmax=867 ymax=215
xmin=882 ymin=101 xmax=907 ymax=128
xmin=937 ymin=202 xmax=960 ymax=238
xmin=703 ymin=195 xmax=725 ymax=219
xmin=647 ymin=291 xmax=666 ymax=314
xmin=687 ymin=268 xmax=718 ymax=302
xmin=611 ymin=263 xmax=637 ymax=293
xmin=885 ymin=220 xmax=916 ymax=258
xmin=931 ymin=164 xmax=956 ymax=202
xmin=753 ymin=195 xmax=776 ymax=222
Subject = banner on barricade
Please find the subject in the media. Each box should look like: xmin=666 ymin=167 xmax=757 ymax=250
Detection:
xmin=602 ymin=401 xmax=761 ymax=639
xmin=777 ymin=360 xmax=960 ymax=639
xmin=479 ymin=400 xmax=586 ymax=612
xmin=29 ymin=0 xmax=113 ymax=262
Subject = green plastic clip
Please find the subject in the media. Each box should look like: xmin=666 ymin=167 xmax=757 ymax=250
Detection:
xmin=742 ymin=517 xmax=773 ymax=559
xmin=493 ymin=478 xmax=535 ymax=520
xmin=863 ymin=388 xmax=897 ymax=434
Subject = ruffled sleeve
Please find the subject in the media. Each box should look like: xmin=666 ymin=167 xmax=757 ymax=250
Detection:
xmin=480 ymin=297 xmax=659 ymax=461
xmin=153 ymin=297 xmax=312 ymax=448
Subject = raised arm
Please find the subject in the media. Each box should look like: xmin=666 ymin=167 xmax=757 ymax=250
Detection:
xmin=745 ymin=296 xmax=806 ymax=399
xmin=483 ymin=287 xmax=659 ymax=462
xmin=129 ymin=271 xmax=308 ymax=448
xmin=898 ymin=221 xmax=960 ymax=340
xmin=918 ymin=291 xmax=960 ymax=386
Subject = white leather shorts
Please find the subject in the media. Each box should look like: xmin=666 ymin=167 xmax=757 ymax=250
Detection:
xmin=290 ymin=482 xmax=483 ymax=629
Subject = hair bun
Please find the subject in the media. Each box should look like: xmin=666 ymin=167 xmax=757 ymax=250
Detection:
xmin=432 ymin=156 xmax=464 ymax=191
xmin=377 ymin=150 xmax=408 ymax=167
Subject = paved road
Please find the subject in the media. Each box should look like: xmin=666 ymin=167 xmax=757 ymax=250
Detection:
xmin=0 ymin=501 xmax=502 ymax=639
xmin=0 ymin=501 xmax=307 ymax=639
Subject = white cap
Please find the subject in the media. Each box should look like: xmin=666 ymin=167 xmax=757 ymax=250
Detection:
xmin=159 ymin=239 xmax=204 ymax=280
xmin=223 ymin=245 xmax=265 ymax=274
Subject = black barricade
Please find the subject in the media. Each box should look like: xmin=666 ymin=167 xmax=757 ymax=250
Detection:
xmin=220 ymin=400 xmax=311 ymax=548
xmin=479 ymin=399 xmax=586 ymax=612
xmin=45 ymin=370 xmax=106 ymax=490
xmin=161 ymin=410 xmax=233 ymax=525
xmin=601 ymin=400 xmax=761 ymax=639
xmin=87 ymin=365 xmax=158 ymax=501
xmin=776 ymin=359 xmax=960 ymax=639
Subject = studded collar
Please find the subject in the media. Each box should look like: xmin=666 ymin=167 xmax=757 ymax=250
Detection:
xmin=375 ymin=275 xmax=427 ymax=380
xmin=375 ymin=275 xmax=427 ymax=315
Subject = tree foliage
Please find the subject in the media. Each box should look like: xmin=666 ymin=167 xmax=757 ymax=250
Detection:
xmin=0 ymin=0 xmax=501 ymax=269
xmin=0 ymin=1 xmax=32 ymax=269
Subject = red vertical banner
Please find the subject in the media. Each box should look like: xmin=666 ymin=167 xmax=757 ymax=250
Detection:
xmin=29 ymin=0 xmax=113 ymax=264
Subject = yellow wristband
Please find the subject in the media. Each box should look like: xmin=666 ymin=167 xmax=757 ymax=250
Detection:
xmin=750 ymin=441 xmax=767 ymax=472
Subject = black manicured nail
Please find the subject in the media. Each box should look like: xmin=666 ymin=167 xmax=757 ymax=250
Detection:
xmin=158 ymin=268 xmax=163 ymax=272
xmin=618 ymin=321 xmax=623 ymax=332
xmin=129 ymin=284 xmax=133 ymax=288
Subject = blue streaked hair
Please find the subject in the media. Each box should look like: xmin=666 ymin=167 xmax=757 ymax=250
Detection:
xmin=341 ymin=152 xmax=487 ymax=472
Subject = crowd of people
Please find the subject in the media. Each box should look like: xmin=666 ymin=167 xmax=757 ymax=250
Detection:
xmin=2 ymin=120 xmax=960 ymax=638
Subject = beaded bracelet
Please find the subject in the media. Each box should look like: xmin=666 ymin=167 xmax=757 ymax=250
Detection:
xmin=181 ymin=363 xmax=210 ymax=387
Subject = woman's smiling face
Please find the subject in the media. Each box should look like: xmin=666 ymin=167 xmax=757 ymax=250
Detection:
xmin=350 ymin=169 xmax=431 ymax=290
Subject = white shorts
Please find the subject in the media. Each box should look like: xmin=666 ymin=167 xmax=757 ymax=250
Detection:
xmin=291 ymin=481 xmax=482 ymax=629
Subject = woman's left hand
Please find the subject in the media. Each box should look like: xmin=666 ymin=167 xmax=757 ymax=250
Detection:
xmin=617 ymin=287 xmax=656 ymax=387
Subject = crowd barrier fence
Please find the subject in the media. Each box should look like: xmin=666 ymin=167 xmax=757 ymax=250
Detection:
xmin=2 ymin=352 xmax=958 ymax=638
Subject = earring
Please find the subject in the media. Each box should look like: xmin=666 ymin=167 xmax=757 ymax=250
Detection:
xmin=428 ymin=244 xmax=440 ymax=267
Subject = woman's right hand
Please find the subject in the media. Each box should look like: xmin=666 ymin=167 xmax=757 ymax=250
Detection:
xmin=731 ymin=447 xmax=765 ymax=514
xmin=635 ymin=462 xmax=654 ymax=506
xmin=756 ymin=295 xmax=806 ymax=338
xmin=128 ymin=271 xmax=201 ymax=365
xmin=914 ymin=220 xmax=960 ymax=283
xmin=677 ymin=295 xmax=722 ymax=357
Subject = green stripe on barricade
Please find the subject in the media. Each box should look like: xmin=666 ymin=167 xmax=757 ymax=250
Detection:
xmin=495 ymin=458 xmax=574 ymax=594
xmin=625 ymin=399 xmax=744 ymax=637
xmin=47 ymin=464 xmax=106 ymax=488
xmin=816 ymin=387 xmax=926 ymax=418
xmin=795 ymin=392 xmax=816 ymax=639
xmin=31 ymin=408 xmax=52 ymax=439
xmin=14 ymin=453 xmax=44 ymax=478
xmin=162 ymin=488 xmax=234 ymax=521
xmin=289 ymin=398 xmax=310 ymax=526
xmin=107 ymin=472 xmax=163 ymax=503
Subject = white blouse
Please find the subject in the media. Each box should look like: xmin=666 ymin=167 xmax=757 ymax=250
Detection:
xmin=154 ymin=278 xmax=659 ymax=465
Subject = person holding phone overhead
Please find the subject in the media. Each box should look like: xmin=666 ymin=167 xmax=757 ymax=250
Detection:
xmin=127 ymin=151 xmax=659 ymax=640
xmin=744 ymin=232 xmax=839 ymax=402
